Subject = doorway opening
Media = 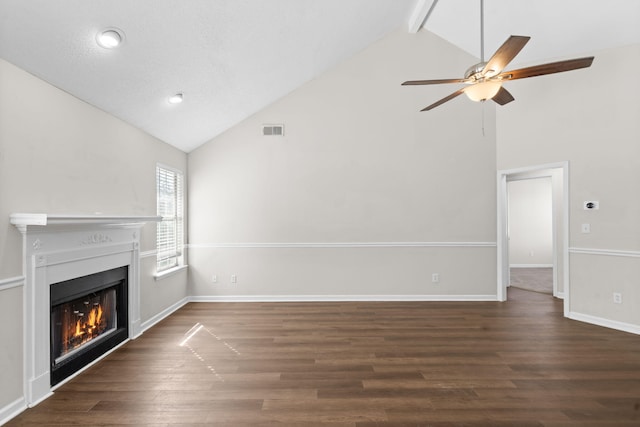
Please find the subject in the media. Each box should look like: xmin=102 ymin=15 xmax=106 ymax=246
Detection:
xmin=497 ymin=162 xmax=569 ymax=315
xmin=508 ymin=177 xmax=553 ymax=295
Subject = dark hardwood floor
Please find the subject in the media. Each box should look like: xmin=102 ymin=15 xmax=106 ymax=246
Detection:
xmin=7 ymin=288 xmax=640 ymax=426
xmin=510 ymin=268 xmax=553 ymax=294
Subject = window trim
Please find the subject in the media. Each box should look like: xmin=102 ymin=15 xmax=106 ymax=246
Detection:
xmin=153 ymin=264 xmax=188 ymax=281
xmin=156 ymin=163 xmax=185 ymax=274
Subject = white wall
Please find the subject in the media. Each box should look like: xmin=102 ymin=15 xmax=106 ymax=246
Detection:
xmin=497 ymin=43 xmax=640 ymax=331
xmin=0 ymin=59 xmax=188 ymax=414
xmin=188 ymin=30 xmax=498 ymax=299
xmin=508 ymin=178 xmax=553 ymax=266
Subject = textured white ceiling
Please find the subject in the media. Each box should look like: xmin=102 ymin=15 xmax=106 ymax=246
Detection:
xmin=1 ymin=1 xmax=639 ymax=152
xmin=0 ymin=0 xmax=415 ymax=152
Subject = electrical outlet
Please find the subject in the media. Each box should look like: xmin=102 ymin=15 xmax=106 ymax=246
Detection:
xmin=212 ymin=275 xmax=217 ymax=283
xmin=613 ymin=292 xmax=622 ymax=304
xmin=432 ymin=273 xmax=440 ymax=283
xmin=231 ymin=275 xmax=237 ymax=284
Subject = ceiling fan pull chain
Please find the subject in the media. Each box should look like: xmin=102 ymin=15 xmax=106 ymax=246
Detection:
xmin=482 ymin=102 xmax=485 ymax=137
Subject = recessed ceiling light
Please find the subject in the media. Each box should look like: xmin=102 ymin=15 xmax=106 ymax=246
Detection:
xmin=168 ymin=93 xmax=184 ymax=104
xmin=96 ymin=28 xmax=124 ymax=49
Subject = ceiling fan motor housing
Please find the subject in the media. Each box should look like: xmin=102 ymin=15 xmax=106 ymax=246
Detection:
xmin=464 ymin=62 xmax=492 ymax=81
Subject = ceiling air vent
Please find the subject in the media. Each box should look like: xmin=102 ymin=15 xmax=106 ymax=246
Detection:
xmin=262 ymin=124 xmax=284 ymax=136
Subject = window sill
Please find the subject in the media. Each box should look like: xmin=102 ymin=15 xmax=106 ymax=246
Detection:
xmin=154 ymin=265 xmax=188 ymax=281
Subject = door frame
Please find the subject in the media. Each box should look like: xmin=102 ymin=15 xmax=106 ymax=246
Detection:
xmin=497 ymin=161 xmax=570 ymax=315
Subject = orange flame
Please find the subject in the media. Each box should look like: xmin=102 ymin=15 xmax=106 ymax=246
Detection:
xmin=86 ymin=304 xmax=104 ymax=329
xmin=87 ymin=309 xmax=96 ymax=327
xmin=74 ymin=320 xmax=83 ymax=337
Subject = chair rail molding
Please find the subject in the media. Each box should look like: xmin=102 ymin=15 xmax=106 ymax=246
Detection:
xmin=569 ymin=247 xmax=640 ymax=258
xmin=188 ymin=241 xmax=497 ymax=249
xmin=0 ymin=275 xmax=25 ymax=291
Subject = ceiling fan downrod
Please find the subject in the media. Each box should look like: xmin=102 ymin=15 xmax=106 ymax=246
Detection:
xmin=480 ymin=0 xmax=485 ymax=62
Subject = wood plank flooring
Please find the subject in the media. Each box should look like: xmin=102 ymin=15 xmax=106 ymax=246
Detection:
xmin=510 ymin=268 xmax=553 ymax=294
xmin=7 ymin=288 xmax=640 ymax=426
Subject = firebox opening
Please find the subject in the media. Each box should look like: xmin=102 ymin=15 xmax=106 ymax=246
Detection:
xmin=50 ymin=266 xmax=128 ymax=386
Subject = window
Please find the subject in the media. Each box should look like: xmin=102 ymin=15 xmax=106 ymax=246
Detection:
xmin=156 ymin=165 xmax=184 ymax=273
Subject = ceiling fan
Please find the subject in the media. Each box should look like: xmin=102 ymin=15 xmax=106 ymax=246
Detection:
xmin=402 ymin=3 xmax=594 ymax=111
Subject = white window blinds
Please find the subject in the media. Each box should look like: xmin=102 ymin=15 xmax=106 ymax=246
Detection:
xmin=156 ymin=165 xmax=184 ymax=272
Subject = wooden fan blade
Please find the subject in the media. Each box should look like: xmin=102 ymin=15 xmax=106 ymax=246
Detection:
xmin=402 ymin=78 xmax=467 ymax=86
xmin=499 ymin=57 xmax=594 ymax=81
xmin=492 ymin=86 xmax=515 ymax=105
xmin=482 ymin=35 xmax=530 ymax=76
xmin=421 ymin=88 xmax=466 ymax=111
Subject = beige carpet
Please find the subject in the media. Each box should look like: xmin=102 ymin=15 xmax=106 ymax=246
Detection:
xmin=510 ymin=267 xmax=553 ymax=294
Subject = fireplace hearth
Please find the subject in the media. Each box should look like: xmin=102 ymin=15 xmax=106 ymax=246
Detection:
xmin=50 ymin=266 xmax=128 ymax=386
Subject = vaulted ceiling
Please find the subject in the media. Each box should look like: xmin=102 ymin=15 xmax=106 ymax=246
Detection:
xmin=1 ymin=1 xmax=639 ymax=152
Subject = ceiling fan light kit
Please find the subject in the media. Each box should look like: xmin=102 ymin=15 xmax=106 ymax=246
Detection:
xmin=464 ymin=80 xmax=502 ymax=102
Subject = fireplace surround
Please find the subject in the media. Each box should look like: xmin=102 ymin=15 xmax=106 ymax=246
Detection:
xmin=11 ymin=213 xmax=160 ymax=406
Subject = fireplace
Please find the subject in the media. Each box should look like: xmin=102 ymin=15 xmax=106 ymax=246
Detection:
xmin=11 ymin=213 xmax=160 ymax=406
xmin=50 ymin=266 xmax=128 ymax=386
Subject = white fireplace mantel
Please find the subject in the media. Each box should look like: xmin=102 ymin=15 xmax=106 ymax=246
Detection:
xmin=11 ymin=213 xmax=161 ymax=231
xmin=11 ymin=213 xmax=160 ymax=406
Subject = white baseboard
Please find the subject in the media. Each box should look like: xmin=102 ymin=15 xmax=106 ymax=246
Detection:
xmin=568 ymin=311 xmax=640 ymax=335
xmin=510 ymin=264 xmax=553 ymax=268
xmin=140 ymin=297 xmax=190 ymax=333
xmin=0 ymin=397 xmax=26 ymax=426
xmin=188 ymin=294 xmax=498 ymax=302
